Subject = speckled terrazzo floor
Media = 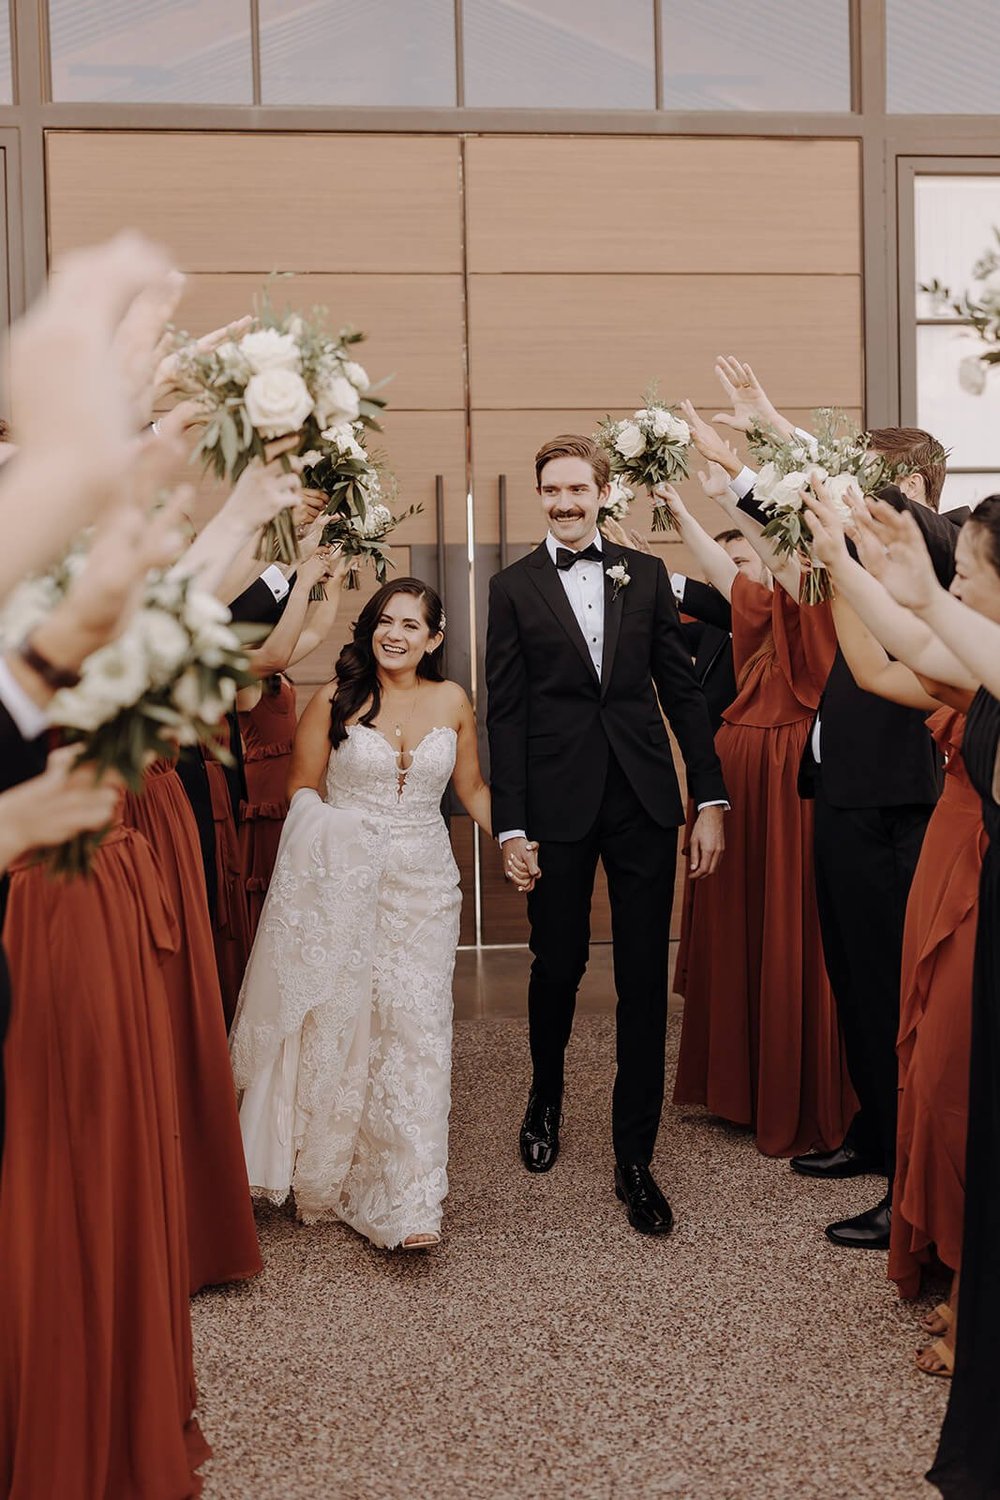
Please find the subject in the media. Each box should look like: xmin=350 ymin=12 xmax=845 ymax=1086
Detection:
xmin=191 ymin=1015 xmax=949 ymax=1500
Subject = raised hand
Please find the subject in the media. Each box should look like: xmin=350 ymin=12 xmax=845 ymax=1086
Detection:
xmin=862 ymin=499 xmax=941 ymax=611
xmin=651 ymin=481 xmax=689 ymax=524
xmin=678 ymin=401 xmax=743 ymax=477
xmin=292 ymin=487 xmax=328 ymax=532
xmin=113 ymin=268 xmax=186 ymax=426
xmin=154 ymin=313 xmax=255 ymax=406
xmin=712 ymin=355 xmax=795 ymax=438
xmin=800 ymin=472 xmax=852 ymax=572
xmin=601 ymin=516 xmax=651 ymax=554
xmin=695 ymin=461 xmax=734 ymax=505
xmin=226 ymin=458 xmax=303 ymax=533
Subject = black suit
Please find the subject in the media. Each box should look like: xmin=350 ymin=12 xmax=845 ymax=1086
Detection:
xmin=739 ymin=487 xmax=962 ymax=1175
xmin=677 ymin=577 xmax=736 ymax=733
xmin=486 ymin=538 xmax=725 ymax=1163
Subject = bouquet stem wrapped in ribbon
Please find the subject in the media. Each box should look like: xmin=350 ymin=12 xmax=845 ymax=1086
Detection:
xmin=595 ymin=387 xmax=692 ymax=534
xmin=171 ymin=300 xmax=386 ymax=565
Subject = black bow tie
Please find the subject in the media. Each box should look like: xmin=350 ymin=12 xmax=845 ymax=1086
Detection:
xmin=555 ymin=543 xmax=601 ymax=570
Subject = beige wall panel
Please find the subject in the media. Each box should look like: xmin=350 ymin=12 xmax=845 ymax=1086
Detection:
xmin=471 ymin=408 xmax=862 ymax=547
xmin=176 ymin=274 xmax=465 ymax=411
xmin=466 ymin=138 xmax=861 ymax=275
xmin=468 ymin=274 xmax=862 ymax=412
xmin=46 ymin=133 xmax=463 ymax=272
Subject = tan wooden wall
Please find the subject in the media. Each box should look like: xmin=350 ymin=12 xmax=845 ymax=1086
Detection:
xmin=46 ymin=130 xmax=864 ymax=948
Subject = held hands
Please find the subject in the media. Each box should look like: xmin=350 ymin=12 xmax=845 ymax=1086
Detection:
xmin=688 ymin=805 xmax=725 ymax=880
xmin=678 ymin=402 xmax=743 ymax=478
xmin=712 ymin=355 xmax=795 ymax=439
xmin=502 ymin=836 xmax=541 ymax=894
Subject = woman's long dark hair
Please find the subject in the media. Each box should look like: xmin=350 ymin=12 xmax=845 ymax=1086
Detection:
xmin=964 ymin=494 xmax=1000 ymax=577
xmin=329 ymin=578 xmax=446 ymax=749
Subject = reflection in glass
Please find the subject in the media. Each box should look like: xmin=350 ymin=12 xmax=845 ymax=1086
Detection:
xmin=463 ymin=0 xmax=655 ymax=109
xmin=888 ymin=0 xmax=1000 ymax=113
xmin=915 ymin=176 xmax=1000 ymax=318
xmin=917 ymin=324 xmax=1000 ymax=469
xmin=48 ymin=0 xmax=252 ymax=104
xmin=259 ymin=0 xmax=456 ymax=106
xmin=661 ymin=0 xmax=850 ymax=111
xmin=939 ymin=471 xmax=1000 ymax=514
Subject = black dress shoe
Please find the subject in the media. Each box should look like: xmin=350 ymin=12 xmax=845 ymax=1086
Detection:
xmin=825 ymin=1195 xmax=892 ymax=1249
xmin=791 ymin=1144 xmax=882 ymax=1180
xmin=519 ymin=1091 xmax=561 ymax=1173
xmin=614 ymin=1162 xmax=674 ymax=1236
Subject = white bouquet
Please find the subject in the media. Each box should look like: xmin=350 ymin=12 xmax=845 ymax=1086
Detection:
xmin=595 ymin=388 xmax=691 ymax=533
xmin=302 ymin=427 xmax=420 ymax=593
xmin=171 ymin=299 xmax=386 ymax=565
xmin=598 ymin=476 xmax=634 ymax=528
xmin=746 ymin=409 xmax=912 ymax=604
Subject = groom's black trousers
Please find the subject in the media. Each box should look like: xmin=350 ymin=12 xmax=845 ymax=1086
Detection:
xmin=526 ymin=752 xmax=678 ymax=1165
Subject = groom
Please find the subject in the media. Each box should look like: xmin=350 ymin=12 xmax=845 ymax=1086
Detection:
xmin=485 ymin=435 xmax=727 ymax=1234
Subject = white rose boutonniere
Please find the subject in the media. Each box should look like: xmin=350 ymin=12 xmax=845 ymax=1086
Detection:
xmin=606 ymin=561 xmax=631 ymax=600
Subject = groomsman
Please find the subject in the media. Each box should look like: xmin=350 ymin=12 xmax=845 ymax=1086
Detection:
xmin=485 ymin=435 xmax=727 ymax=1235
xmin=670 ymin=527 xmax=768 ymax=731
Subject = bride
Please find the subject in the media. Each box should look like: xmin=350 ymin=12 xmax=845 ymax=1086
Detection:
xmin=230 ymin=577 xmax=498 ymax=1250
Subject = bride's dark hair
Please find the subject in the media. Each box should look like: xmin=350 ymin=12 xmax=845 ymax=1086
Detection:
xmin=329 ymin=578 xmax=446 ymax=749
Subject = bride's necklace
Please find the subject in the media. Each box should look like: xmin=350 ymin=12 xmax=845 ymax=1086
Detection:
xmin=384 ymin=680 xmax=421 ymax=743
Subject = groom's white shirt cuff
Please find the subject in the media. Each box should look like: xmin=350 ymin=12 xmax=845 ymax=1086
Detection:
xmin=499 ymin=830 xmax=526 ymax=844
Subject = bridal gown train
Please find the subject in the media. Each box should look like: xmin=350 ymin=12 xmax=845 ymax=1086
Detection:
xmin=230 ymin=724 xmax=461 ymax=1248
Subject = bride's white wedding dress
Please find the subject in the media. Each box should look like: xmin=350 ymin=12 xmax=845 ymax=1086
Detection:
xmin=230 ymin=724 xmax=461 ymax=1248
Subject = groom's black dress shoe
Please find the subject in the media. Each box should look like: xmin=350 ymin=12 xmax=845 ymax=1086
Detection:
xmin=824 ymin=1195 xmax=892 ymax=1249
xmin=791 ymin=1144 xmax=882 ymax=1180
xmin=614 ymin=1163 xmax=674 ymax=1236
xmin=519 ymin=1092 xmax=561 ymax=1173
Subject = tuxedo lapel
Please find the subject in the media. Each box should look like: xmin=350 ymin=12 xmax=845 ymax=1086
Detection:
xmin=600 ymin=541 xmax=624 ymax=698
xmin=526 ymin=544 xmax=600 ymax=685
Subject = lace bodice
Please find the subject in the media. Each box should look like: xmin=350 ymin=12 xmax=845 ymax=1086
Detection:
xmin=325 ymin=725 xmax=457 ymax=824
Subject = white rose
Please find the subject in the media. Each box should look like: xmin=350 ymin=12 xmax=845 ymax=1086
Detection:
xmin=183 ymin=589 xmax=232 ymax=632
xmin=768 ymin=470 xmax=809 ymax=513
xmin=959 ymin=354 xmax=987 ymax=395
xmin=651 ymin=408 xmax=690 ymax=445
xmin=343 ymin=360 xmax=371 ymax=393
xmin=321 ymin=423 xmax=366 ymax=459
xmin=239 ymin=328 xmax=301 ymax=375
xmin=317 ymin=372 xmax=362 ymax=427
xmin=55 ymin=640 xmax=151 ymax=728
xmin=133 ymin=608 xmax=191 ymax=684
xmin=603 ymin=477 xmax=633 ymax=520
xmin=753 ymin=461 xmax=781 ymax=503
xmin=823 ymin=471 xmax=858 ymax=519
xmin=244 ymin=369 xmax=314 ymax=440
xmin=615 ymin=421 xmax=646 ymax=460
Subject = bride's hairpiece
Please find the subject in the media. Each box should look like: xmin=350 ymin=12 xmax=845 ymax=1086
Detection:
xmin=439 ymin=612 xmax=447 ymax=632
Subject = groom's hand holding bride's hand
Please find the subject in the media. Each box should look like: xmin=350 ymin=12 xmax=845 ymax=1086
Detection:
xmin=503 ymin=836 xmax=541 ymax=894
xmin=688 ymin=805 xmax=725 ymax=880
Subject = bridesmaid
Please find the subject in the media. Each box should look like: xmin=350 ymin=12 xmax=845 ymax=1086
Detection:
xmin=123 ymin=756 xmax=262 ymax=1293
xmin=0 ymin=803 xmax=210 ymax=1497
xmin=663 ymin=478 xmax=855 ymax=1157
xmin=204 ymin=717 xmax=252 ymax=1030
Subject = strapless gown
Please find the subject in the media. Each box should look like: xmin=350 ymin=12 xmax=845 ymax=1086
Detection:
xmin=230 ymin=724 xmax=462 ymax=1248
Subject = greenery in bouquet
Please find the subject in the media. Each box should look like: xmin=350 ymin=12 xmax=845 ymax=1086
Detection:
xmin=745 ymin=409 xmax=916 ymax=605
xmin=595 ymin=387 xmax=691 ymax=533
xmin=171 ymin=296 xmax=387 ymax=564
xmin=921 ymin=228 xmax=1000 ymax=394
xmin=0 ymin=564 xmax=259 ymax=874
xmin=302 ymin=425 xmax=421 ymax=594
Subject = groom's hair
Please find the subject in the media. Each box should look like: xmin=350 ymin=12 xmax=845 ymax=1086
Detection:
xmin=534 ymin=434 xmax=610 ymax=490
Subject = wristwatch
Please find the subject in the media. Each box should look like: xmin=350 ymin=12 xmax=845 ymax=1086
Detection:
xmin=16 ymin=635 xmax=81 ymax=690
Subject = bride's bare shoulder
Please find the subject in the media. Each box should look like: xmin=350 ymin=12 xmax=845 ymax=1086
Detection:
xmin=433 ymin=678 xmax=474 ymax=722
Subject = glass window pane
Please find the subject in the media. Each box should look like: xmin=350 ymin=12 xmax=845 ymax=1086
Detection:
xmin=0 ymin=2 xmax=11 ymax=105
xmin=48 ymin=0 xmax=252 ymax=104
xmin=916 ymin=324 xmax=1000 ymax=468
xmin=939 ymin=471 xmax=1000 ymax=514
xmin=463 ymin=0 xmax=655 ymax=109
xmin=915 ymin=176 xmax=1000 ymax=317
xmin=661 ymin=0 xmax=850 ymax=112
xmin=260 ymin=0 xmax=456 ymax=106
xmin=888 ymin=0 xmax=1000 ymax=113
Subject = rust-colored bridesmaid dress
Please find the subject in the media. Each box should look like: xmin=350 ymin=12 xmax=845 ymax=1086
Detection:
xmin=0 ymin=824 xmax=210 ymax=1498
xmin=890 ymin=710 xmax=983 ymax=1299
xmin=203 ymin=722 xmax=252 ymax=1029
xmin=673 ymin=576 xmax=856 ymax=1156
xmin=238 ymin=675 xmax=297 ymax=943
xmin=124 ymin=760 xmax=262 ymax=1294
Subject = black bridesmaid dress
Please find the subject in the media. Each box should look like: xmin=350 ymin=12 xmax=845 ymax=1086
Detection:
xmin=929 ymin=686 xmax=1000 ymax=1499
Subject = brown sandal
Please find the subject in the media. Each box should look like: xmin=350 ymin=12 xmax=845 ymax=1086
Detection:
xmin=920 ymin=1302 xmax=953 ymax=1336
xmin=915 ymin=1338 xmax=954 ymax=1379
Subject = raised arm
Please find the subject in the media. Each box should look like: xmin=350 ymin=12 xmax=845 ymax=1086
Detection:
xmin=651 ymin=484 xmax=737 ymax=599
xmin=711 ymin=355 xmax=798 ymax=440
xmin=691 ymin=453 xmax=803 ymax=599
xmin=172 ymin=459 xmax=302 ymax=596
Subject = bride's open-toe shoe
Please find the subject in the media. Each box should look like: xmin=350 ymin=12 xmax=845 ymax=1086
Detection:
xmin=400 ymin=1232 xmax=441 ymax=1251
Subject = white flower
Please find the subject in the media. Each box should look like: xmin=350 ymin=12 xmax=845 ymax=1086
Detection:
xmin=215 ymin=341 xmax=251 ymax=381
xmin=343 ymin=360 xmax=371 ymax=393
xmin=959 ymin=354 xmax=987 ymax=395
xmin=603 ymin=477 xmax=633 ymax=521
xmin=317 ymin=372 xmax=362 ymax=427
xmin=183 ymin=589 xmax=232 ymax=633
xmin=172 ymin=666 xmax=206 ymax=720
xmin=0 ymin=575 xmax=63 ymax=649
xmin=606 ymin=561 xmax=631 ymax=597
xmin=650 ymin=408 xmax=690 ymax=445
xmin=756 ymin=463 xmax=808 ymax=513
xmin=823 ymin=471 xmax=858 ymax=519
xmin=54 ymin=640 xmax=151 ymax=729
xmin=615 ymin=421 xmax=646 ymax=460
xmin=133 ymin=608 xmax=191 ymax=684
xmin=349 ymin=503 xmax=393 ymax=539
xmin=240 ymin=328 xmax=301 ymax=375
xmin=321 ymin=423 xmax=366 ymax=459
xmin=244 ymin=368 xmax=314 ymax=440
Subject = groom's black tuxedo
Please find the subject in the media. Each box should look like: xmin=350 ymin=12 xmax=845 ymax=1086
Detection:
xmin=486 ymin=537 xmax=725 ymax=1165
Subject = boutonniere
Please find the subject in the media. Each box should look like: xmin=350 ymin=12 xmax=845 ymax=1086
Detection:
xmin=606 ymin=561 xmax=631 ymax=600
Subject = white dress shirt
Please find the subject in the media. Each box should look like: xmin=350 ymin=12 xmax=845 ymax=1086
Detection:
xmin=0 ymin=656 xmax=49 ymax=741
